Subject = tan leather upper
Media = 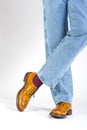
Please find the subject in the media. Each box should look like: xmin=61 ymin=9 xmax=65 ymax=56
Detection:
xmin=50 ymin=102 xmax=72 ymax=117
xmin=16 ymin=72 xmax=38 ymax=111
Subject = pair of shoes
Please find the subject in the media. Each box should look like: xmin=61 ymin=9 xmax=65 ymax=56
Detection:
xmin=16 ymin=72 xmax=39 ymax=111
xmin=50 ymin=102 xmax=72 ymax=118
xmin=16 ymin=72 xmax=72 ymax=118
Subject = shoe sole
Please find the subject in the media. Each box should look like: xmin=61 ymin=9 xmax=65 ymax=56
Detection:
xmin=50 ymin=109 xmax=72 ymax=118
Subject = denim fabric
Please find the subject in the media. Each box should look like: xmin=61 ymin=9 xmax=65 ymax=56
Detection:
xmin=38 ymin=0 xmax=87 ymax=104
xmin=42 ymin=0 xmax=73 ymax=104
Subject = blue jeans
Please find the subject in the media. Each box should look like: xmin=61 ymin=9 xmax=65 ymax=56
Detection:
xmin=38 ymin=0 xmax=87 ymax=104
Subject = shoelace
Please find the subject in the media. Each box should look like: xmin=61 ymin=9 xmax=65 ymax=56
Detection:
xmin=27 ymin=86 xmax=37 ymax=97
xmin=58 ymin=102 xmax=69 ymax=110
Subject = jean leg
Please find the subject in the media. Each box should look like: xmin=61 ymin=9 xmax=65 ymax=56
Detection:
xmin=43 ymin=0 xmax=68 ymax=57
xmin=38 ymin=0 xmax=87 ymax=103
xmin=43 ymin=0 xmax=73 ymax=104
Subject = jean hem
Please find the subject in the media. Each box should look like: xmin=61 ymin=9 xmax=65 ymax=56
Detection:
xmin=37 ymin=72 xmax=56 ymax=88
xmin=55 ymin=100 xmax=72 ymax=105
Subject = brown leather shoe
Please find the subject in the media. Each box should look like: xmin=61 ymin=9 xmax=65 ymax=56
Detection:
xmin=16 ymin=72 xmax=39 ymax=111
xmin=50 ymin=102 xmax=72 ymax=118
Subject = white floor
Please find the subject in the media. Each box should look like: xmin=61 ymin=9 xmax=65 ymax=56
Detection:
xmin=0 ymin=83 xmax=87 ymax=130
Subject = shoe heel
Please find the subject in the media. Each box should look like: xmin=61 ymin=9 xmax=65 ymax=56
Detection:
xmin=67 ymin=109 xmax=72 ymax=115
xmin=23 ymin=72 xmax=31 ymax=82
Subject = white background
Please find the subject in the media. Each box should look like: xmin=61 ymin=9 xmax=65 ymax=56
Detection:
xmin=0 ymin=0 xmax=87 ymax=130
